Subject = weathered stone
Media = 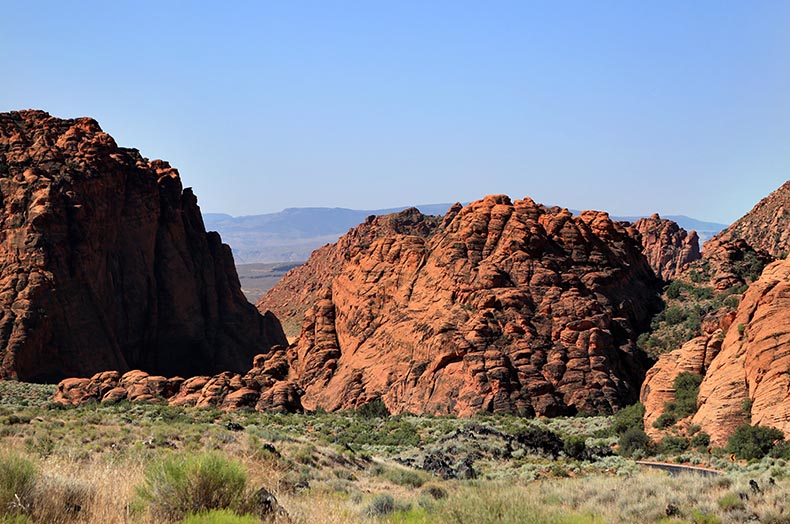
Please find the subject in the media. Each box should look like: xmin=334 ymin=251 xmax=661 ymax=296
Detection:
xmin=0 ymin=110 xmax=287 ymax=382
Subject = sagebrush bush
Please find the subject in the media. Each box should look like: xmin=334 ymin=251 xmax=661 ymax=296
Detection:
xmin=0 ymin=452 xmax=37 ymax=517
xmin=365 ymin=493 xmax=396 ymax=517
xmin=178 ymin=509 xmax=260 ymax=524
xmin=137 ymin=452 xmax=248 ymax=521
xmin=383 ymin=467 xmax=426 ymax=488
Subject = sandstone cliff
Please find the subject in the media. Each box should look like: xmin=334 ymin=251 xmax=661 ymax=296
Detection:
xmin=632 ymin=214 xmax=701 ymax=281
xmin=258 ymin=207 xmax=442 ymax=339
xmin=639 ymin=182 xmax=790 ymax=443
xmin=0 ymin=110 xmax=286 ymax=381
xmin=261 ymin=195 xmax=663 ymax=416
xmin=710 ymin=181 xmax=790 ymax=259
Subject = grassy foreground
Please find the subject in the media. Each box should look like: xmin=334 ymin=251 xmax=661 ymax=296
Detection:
xmin=1 ymin=382 xmax=790 ymax=524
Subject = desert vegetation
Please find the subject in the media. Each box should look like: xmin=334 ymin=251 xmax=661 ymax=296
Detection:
xmin=2 ymin=382 xmax=790 ymax=523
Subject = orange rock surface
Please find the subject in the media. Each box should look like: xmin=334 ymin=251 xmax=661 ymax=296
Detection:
xmin=691 ymin=259 xmax=790 ymax=445
xmin=263 ymin=195 xmax=664 ymax=416
xmin=0 ymin=110 xmax=286 ymax=380
xmin=632 ymin=214 xmax=701 ymax=281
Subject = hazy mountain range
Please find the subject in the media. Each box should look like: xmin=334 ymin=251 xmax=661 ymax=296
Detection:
xmin=204 ymin=205 xmax=728 ymax=264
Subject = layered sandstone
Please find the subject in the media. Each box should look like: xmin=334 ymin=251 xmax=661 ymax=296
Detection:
xmin=54 ymin=348 xmax=302 ymax=413
xmin=258 ymin=207 xmax=442 ymax=338
xmin=641 ymin=259 xmax=790 ymax=445
xmin=263 ymin=195 xmax=662 ymax=417
xmin=0 ymin=110 xmax=286 ymax=381
xmin=710 ymin=181 xmax=790 ymax=259
xmin=691 ymin=259 xmax=790 ymax=445
xmin=632 ymin=214 xmax=701 ymax=281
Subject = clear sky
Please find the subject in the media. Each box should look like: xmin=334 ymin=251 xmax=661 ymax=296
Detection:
xmin=2 ymin=1 xmax=789 ymax=223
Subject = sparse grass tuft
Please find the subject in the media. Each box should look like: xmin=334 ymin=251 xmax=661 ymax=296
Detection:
xmin=137 ymin=452 xmax=248 ymax=521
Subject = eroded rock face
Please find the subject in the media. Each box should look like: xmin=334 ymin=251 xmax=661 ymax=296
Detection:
xmin=639 ymin=333 xmax=723 ymax=440
xmin=263 ymin=195 xmax=662 ymax=416
xmin=0 ymin=110 xmax=286 ymax=381
xmin=257 ymin=208 xmax=441 ymax=338
xmin=632 ymin=214 xmax=701 ymax=281
xmin=54 ymin=347 xmax=303 ymax=413
xmin=641 ymin=259 xmax=790 ymax=445
xmin=712 ymin=181 xmax=790 ymax=259
xmin=691 ymin=259 xmax=790 ymax=445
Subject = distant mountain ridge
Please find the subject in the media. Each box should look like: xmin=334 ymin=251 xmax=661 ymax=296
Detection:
xmin=206 ymin=206 xmax=727 ymax=264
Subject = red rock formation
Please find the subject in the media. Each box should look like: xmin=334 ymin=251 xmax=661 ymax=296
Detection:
xmin=54 ymin=348 xmax=302 ymax=413
xmin=0 ymin=110 xmax=286 ymax=381
xmin=257 ymin=208 xmax=441 ymax=338
xmin=640 ymin=333 xmax=723 ymax=440
xmin=641 ymin=259 xmax=790 ymax=445
xmin=263 ymin=195 xmax=662 ymax=416
xmin=690 ymin=259 xmax=790 ymax=445
xmin=710 ymin=181 xmax=790 ymax=259
xmin=632 ymin=214 xmax=701 ymax=280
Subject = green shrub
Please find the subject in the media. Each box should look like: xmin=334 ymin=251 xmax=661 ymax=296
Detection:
xmin=612 ymin=403 xmax=645 ymax=435
xmin=769 ymin=441 xmax=790 ymax=460
xmin=562 ymin=435 xmax=587 ymax=460
xmin=0 ymin=452 xmax=37 ymax=516
xmin=690 ymin=432 xmax=710 ymax=449
xmin=673 ymin=372 xmax=703 ymax=417
xmin=690 ymin=287 xmax=713 ymax=300
xmin=619 ymin=428 xmax=651 ymax=458
xmin=366 ymin=493 xmax=397 ymax=517
xmin=653 ymin=413 xmax=677 ymax=429
xmin=666 ymin=281 xmax=685 ymax=299
xmin=726 ymin=424 xmax=785 ymax=460
xmin=383 ymin=468 xmax=426 ymax=488
xmin=717 ymin=492 xmax=745 ymax=512
xmin=664 ymin=306 xmax=687 ymax=325
xmin=659 ymin=436 xmax=689 ymax=454
xmin=137 ymin=452 xmax=248 ymax=520
xmin=355 ymin=398 xmax=390 ymax=418
xmin=179 ymin=509 xmax=260 ymax=524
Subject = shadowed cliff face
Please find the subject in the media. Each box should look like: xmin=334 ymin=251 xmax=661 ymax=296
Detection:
xmin=262 ymin=195 xmax=663 ymax=417
xmin=0 ymin=110 xmax=286 ymax=381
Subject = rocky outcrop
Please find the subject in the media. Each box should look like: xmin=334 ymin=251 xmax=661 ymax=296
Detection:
xmin=711 ymin=181 xmax=790 ymax=259
xmin=0 ymin=110 xmax=286 ymax=381
xmin=641 ymin=259 xmax=790 ymax=445
xmin=262 ymin=195 xmax=662 ymax=417
xmin=257 ymin=207 xmax=441 ymax=338
xmin=640 ymin=334 xmax=724 ymax=440
xmin=690 ymin=259 xmax=790 ymax=445
xmin=632 ymin=214 xmax=701 ymax=281
xmin=54 ymin=347 xmax=303 ymax=413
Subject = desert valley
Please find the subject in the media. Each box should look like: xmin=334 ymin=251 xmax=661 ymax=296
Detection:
xmin=0 ymin=110 xmax=790 ymax=524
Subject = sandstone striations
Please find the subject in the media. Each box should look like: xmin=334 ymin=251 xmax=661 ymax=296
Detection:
xmin=257 ymin=208 xmax=442 ymax=338
xmin=261 ymin=195 xmax=663 ymax=417
xmin=632 ymin=214 xmax=701 ymax=281
xmin=53 ymin=348 xmax=303 ymax=413
xmin=0 ymin=110 xmax=286 ymax=381
xmin=690 ymin=259 xmax=790 ymax=445
xmin=709 ymin=181 xmax=790 ymax=259
xmin=640 ymin=180 xmax=790 ymax=443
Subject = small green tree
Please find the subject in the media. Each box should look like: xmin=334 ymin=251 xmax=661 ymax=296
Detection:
xmin=619 ymin=428 xmax=651 ymax=458
xmin=612 ymin=403 xmax=645 ymax=435
xmin=726 ymin=425 xmax=784 ymax=460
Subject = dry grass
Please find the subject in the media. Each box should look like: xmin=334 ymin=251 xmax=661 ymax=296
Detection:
xmin=3 ymin=393 xmax=790 ymax=523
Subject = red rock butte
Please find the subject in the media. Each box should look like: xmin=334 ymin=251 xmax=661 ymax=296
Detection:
xmin=0 ymin=110 xmax=286 ymax=381
xmin=261 ymin=195 xmax=667 ymax=416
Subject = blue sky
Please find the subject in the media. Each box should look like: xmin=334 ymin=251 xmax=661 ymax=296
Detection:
xmin=2 ymin=1 xmax=789 ymax=223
